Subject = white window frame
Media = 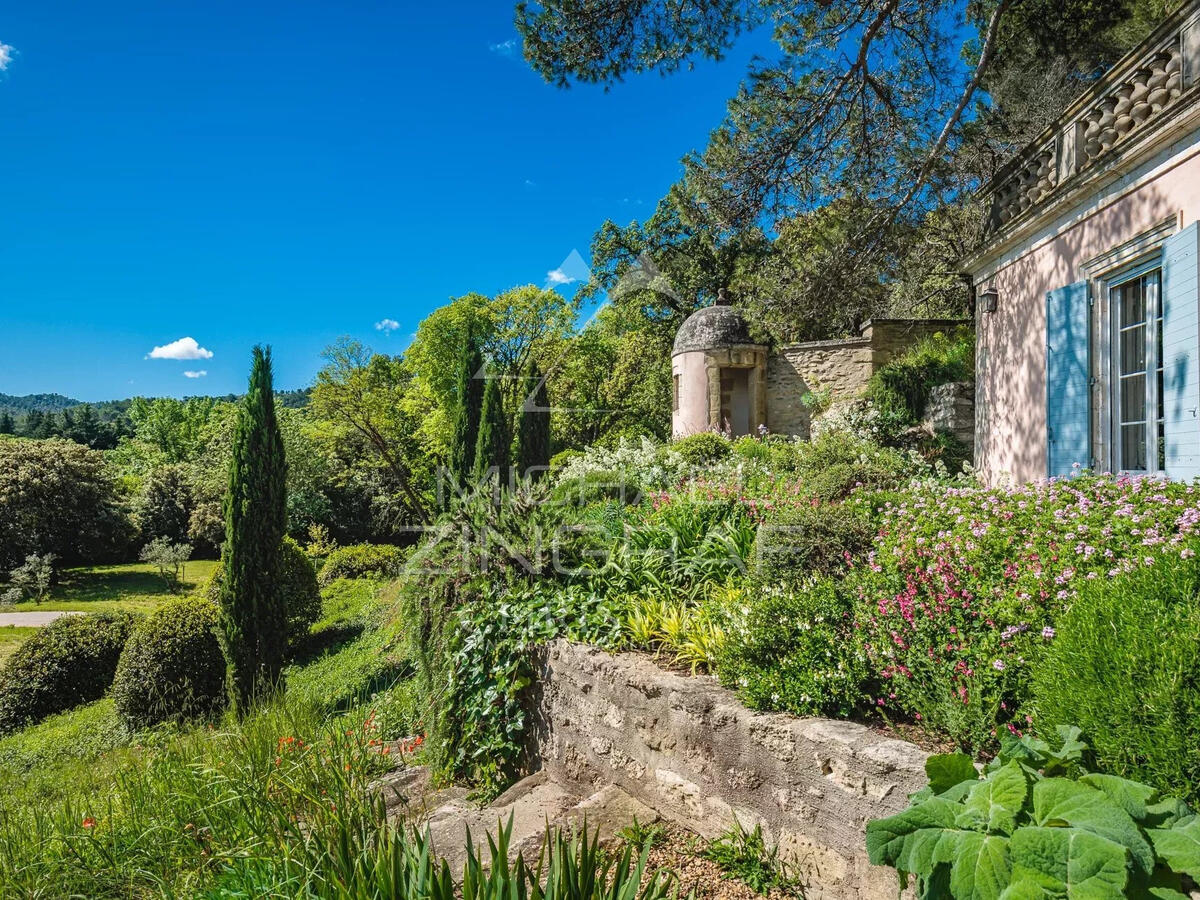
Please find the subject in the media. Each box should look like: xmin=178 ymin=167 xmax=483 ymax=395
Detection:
xmin=1104 ymin=256 xmax=1164 ymax=474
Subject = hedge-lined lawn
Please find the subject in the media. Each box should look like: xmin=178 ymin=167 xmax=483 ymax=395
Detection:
xmin=0 ymin=626 xmax=38 ymax=667
xmin=8 ymin=560 xmax=220 ymax=614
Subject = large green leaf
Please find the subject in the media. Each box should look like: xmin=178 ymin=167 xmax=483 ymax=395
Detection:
xmin=937 ymin=831 xmax=1011 ymax=900
xmin=1148 ymin=817 xmax=1200 ymax=880
xmin=957 ymin=762 xmax=1030 ymax=836
xmin=1008 ymin=826 xmax=1128 ymax=899
xmin=928 ymin=753 xmax=979 ymax=795
xmin=1032 ymin=778 xmax=1155 ymax=875
xmin=1078 ymin=774 xmax=1157 ymax=823
xmin=866 ymin=797 xmax=959 ymax=867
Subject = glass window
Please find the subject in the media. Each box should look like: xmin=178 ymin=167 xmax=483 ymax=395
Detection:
xmin=1111 ymin=268 xmax=1163 ymax=472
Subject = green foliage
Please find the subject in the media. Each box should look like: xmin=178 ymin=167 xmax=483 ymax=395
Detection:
xmin=717 ymin=579 xmax=866 ymax=718
xmin=138 ymin=537 xmax=191 ymax=593
xmin=277 ymin=536 xmax=322 ymax=644
xmin=449 ymin=328 xmax=485 ymax=485
xmin=443 ymin=584 xmax=619 ymax=797
xmin=127 ymin=396 xmax=218 ymax=462
xmin=0 ymin=438 xmax=132 ymax=570
xmin=317 ymin=543 xmax=406 ymax=587
xmin=0 ymin=699 xmax=128 ymax=775
xmin=867 ymin=728 xmax=1200 ymax=900
xmin=285 ymin=622 xmax=409 ymax=716
xmin=671 ymin=431 xmax=731 ymax=466
xmin=111 ymin=596 xmax=226 ymax=730
xmin=703 ymin=819 xmax=802 ymax=896
xmin=754 ymin=499 xmax=874 ymax=582
xmin=0 ymin=613 xmax=132 ymax=734
xmin=131 ymin=463 xmax=194 ymax=543
xmin=473 ymin=372 xmax=510 ymax=482
xmin=620 ymin=592 xmax=726 ymax=673
xmin=220 ymin=345 xmax=289 ymax=711
xmin=2 ymin=552 xmax=57 ymax=605
xmin=866 ymin=328 xmax=974 ymax=429
xmin=793 ymin=429 xmax=930 ymax=501
xmin=1033 ymin=554 xmax=1200 ymax=806
xmin=516 ymin=361 xmax=552 ymax=480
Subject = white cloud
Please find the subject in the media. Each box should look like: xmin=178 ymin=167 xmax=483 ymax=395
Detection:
xmin=375 ymin=318 xmax=400 ymax=334
xmin=490 ymin=38 xmax=518 ymax=58
xmin=183 ymin=370 xmax=207 ymax=379
xmin=147 ymin=336 xmax=214 ymax=360
xmin=0 ymin=44 xmax=14 ymax=72
xmin=545 ymin=249 xmax=592 ymax=289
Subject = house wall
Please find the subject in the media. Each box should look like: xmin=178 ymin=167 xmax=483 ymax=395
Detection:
xmin=973 ymin=124 xmax=1200 ymax=484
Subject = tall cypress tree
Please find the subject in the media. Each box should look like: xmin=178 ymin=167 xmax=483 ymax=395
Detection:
xmin=473 ymin=374 xmax=509 ymax=485
xmin=220 ymin=346 xmax=288 ymax=712
xmin=449 ymin=329 xmax=485 ymax=488
xmin=516 ymin=363 xmax=551 ymax=481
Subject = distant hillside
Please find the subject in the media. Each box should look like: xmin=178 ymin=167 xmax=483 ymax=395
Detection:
xmin=0 ymin=393 xmax=82 ymax=414
xmin=0 ymin=388 xmax=310 ymax=417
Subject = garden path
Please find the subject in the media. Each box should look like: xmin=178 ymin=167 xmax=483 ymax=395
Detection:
xmin=0 ymin=611 xmax=80 ymax=627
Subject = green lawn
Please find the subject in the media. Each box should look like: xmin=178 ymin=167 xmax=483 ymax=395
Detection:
xmin=9 ymin=561 xmax=220 ymax=614
xmin=0 ymin=626 xmax=38 ymax=668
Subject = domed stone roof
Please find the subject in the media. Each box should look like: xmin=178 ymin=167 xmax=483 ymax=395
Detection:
xmin=673 ymin=304 xmax=760 ymax=354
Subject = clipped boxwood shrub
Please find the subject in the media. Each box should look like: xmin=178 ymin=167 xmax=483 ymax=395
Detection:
xmin=0 ymin=613 xmax=132 ymax=735
xmin=317 ymin=543 xmax=406 ymax=587
xmin=672 ymin=432 xmax=731 ymax=467
xmin=1032 ymin=553 xmax=1200 ymax=805
xmin=112 ymin=596 xmax=226 ymax=730
xmin=202 ymin=537 xmax=322 ymax=645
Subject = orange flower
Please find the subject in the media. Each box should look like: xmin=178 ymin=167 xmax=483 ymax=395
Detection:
xmin=82 ymin=817 xmax=96 ymax=829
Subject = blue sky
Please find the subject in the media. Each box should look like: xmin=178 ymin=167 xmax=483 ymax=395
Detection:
xmin=0 ymin=1 xmax=772 ymax=401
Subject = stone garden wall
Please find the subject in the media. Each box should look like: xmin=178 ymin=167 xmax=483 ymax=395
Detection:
xmin=534 ymin=640 xmax=928 ymax=900
xmin=765 ymin=318 xmax=969 ymax=438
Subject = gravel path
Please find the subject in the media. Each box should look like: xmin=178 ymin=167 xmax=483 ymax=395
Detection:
xmin=0 ymin=610 xmax=81 ymax=627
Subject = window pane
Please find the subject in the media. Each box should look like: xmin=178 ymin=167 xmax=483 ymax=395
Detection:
xmin=1119 ymin=280 xmax=1146 ymax=327
xmin=1158 ymin=422 xmax=1166 ymax=471
xmin=1121 ymin=374 xmax=1146 ymax=422
xmin=1122 ymin=423 xmax=1147 ymax=471
xmin=1120 ymin=325 xmax=1146 ymax=373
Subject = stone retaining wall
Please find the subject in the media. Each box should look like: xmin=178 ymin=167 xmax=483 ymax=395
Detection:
xmin=535 ymin=640 xmax=928 ymax=900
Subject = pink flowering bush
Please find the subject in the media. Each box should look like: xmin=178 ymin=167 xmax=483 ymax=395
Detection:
xmin=851 ymin=475 xmax=1200 ymax=749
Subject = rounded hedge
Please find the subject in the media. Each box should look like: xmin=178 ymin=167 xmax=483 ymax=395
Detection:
xmin=0 ymin=613 xmax=133 ymax=735
xmin=202 ymin=537 xmax=322 ymax=645
xmin=112 ymin=596 xmax=226 ymax=730
xmin=753 ymin=500 xmax=875 ymax=583
xmin=317 ymin=543 xmax=406 ymax=587
xmin=1032 ymin=554 xmax=1200 ymax=805
xmin=671 ymin=432 xmax=732 ymax=467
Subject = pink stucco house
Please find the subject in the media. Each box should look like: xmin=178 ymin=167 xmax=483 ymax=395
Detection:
xmin=966 ymin=0 xmax=1200 ymax=484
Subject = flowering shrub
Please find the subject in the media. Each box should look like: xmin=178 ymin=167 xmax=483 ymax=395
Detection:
xmin=853 ymin=476 xmax=1200 ymax=749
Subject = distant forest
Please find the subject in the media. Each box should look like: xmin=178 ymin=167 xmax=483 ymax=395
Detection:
xmin=0 ymin=389 xmax=311 ymax=448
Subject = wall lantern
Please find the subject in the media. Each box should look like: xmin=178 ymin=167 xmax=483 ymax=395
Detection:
xmin=980 ymin=287 xmax=999 ymax=314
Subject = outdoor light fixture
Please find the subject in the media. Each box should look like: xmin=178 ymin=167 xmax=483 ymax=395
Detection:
xmin=981 ymin=287 xmax=999 ymax=313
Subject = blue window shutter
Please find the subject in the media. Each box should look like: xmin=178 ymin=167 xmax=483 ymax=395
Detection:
xmin=1046 ymin=281 xmax=1090 ymax=477
xmin=1162 ymin=222 xmax=1200 ymax=481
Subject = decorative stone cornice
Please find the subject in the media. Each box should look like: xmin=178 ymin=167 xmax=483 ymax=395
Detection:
xmin=981 ymin=0 xmax=1200 ymax=242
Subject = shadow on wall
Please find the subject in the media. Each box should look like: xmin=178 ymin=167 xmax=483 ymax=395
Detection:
xmin=980 ymin=177 xmax=1181 ymax=482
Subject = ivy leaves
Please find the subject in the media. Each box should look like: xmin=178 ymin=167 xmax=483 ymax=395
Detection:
xmin=867 ymin=728 xmax=1200 ymax=900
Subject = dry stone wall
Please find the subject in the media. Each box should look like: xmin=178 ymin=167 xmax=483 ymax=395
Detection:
xmin=535 ymin=641 xmax=928 ymax=900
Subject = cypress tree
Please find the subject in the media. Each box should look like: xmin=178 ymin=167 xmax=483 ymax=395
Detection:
xmin=449 ymin=329 xmax=485 ymax=487
xmin=473 ymin=373 xmax=509 ymax=485
xmin=219 ymin=346 xmax=288 ymax=712
xmin=516 ymin=362 xmax=551 ymax=481
xmin=0 ymin=412 xmax=13 ymax=435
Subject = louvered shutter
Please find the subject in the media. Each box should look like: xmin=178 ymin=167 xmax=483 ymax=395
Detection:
xmin=1046 ymin=281 xmax=1090 ymax=477
xmin=1162 ymin=222 xmax=1200 ymax=480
